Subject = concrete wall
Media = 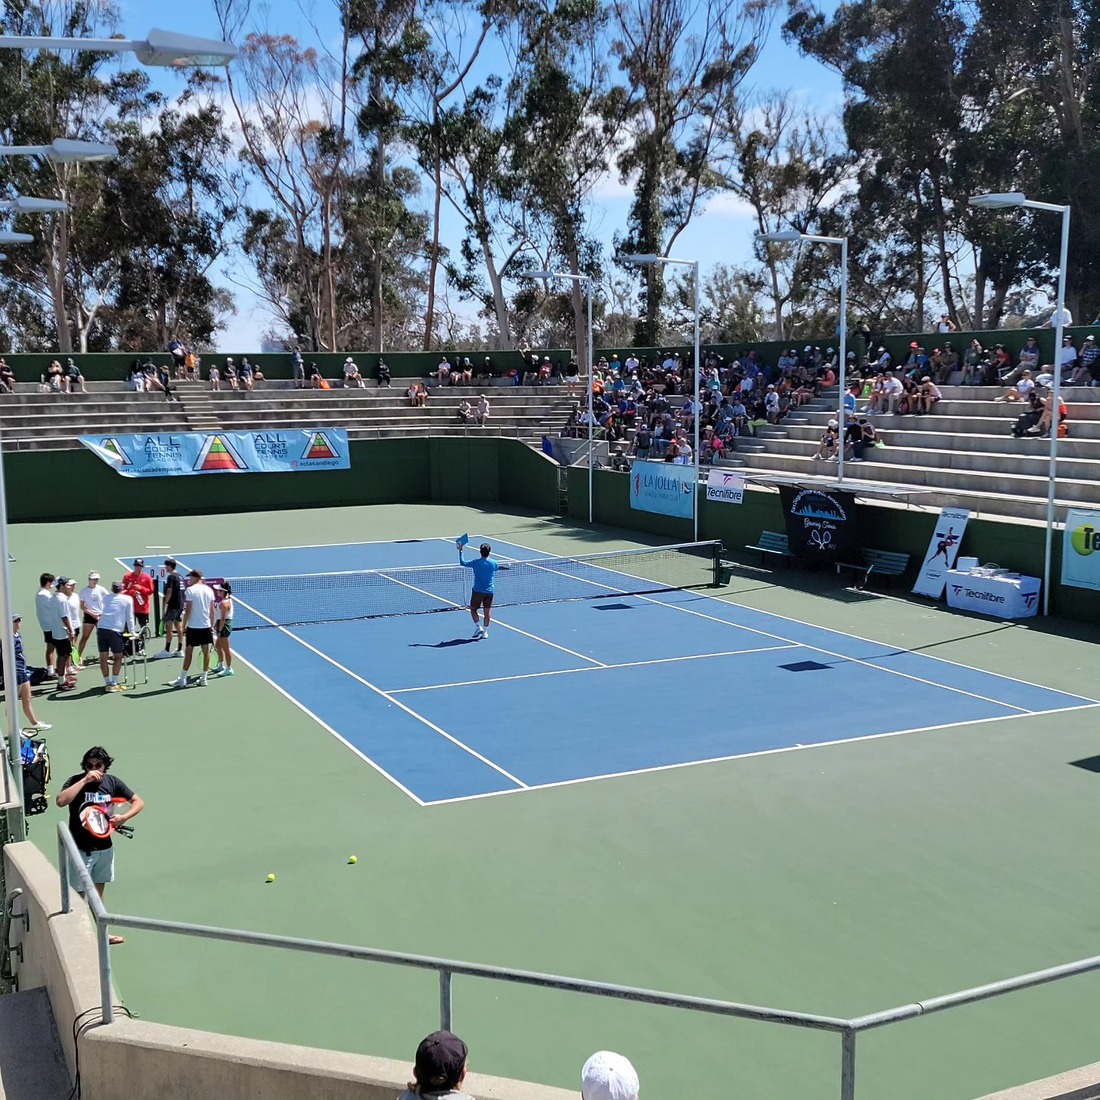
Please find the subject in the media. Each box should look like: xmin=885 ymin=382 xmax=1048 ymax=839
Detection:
xmin=2 ymin=841 xmax=577 ymax=1100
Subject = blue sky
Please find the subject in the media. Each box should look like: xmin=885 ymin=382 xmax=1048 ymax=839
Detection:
xmin=127 ymin=1 xmax=844 ymax=349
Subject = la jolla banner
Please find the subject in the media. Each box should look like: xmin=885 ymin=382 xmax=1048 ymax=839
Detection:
xmin=1062 ymin=508 xmax=1100 ymax=591
xmin=912 ymin=507 xmax=970 ymax=598
xmin=629 ymin=459 xmax=696 ymax=519
xmin=81 ymin=429 xmax=350 ymax=477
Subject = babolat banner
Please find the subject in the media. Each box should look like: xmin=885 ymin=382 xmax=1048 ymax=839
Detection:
xmin=80 ymin=429 xmax=350 ymax=477
xmin=912 ymin=507 xmax=970 ymax=598
xmin=1062 ymin=508 xmax=1100 ymax=591
xmin=778 ymin=486 xmax=860 ymax=561
xmin=629 ymin=458 xmax=696 ymax=519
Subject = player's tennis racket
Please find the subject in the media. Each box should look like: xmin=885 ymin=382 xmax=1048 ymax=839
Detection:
xmin=79 ymin=804 xmax=134 ymax=839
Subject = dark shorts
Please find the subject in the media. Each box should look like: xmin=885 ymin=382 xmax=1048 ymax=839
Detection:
xmin=54 ymin=637 xmax=73 ymax=658
xmin=218 ymin=622 xmax=233 ymax=639
xmin=83 ymin=612 xmax=98 ymax=626
xmin=470 ymin=591 xmax=494 ymax=610
xmin=186 ymin=627 xmax=214 ymax=647
xmin=16 ymin=669 xmax=31 ymax=686
xmin=135 ymin=612 xmax=149 ymax=627
xmin=97 ymin=628 xmax=125 ymax=655
xmin=163 ymin=607 xmax=183 ymax=623
xmin=43 ymin=631 xmax=52 ymax=646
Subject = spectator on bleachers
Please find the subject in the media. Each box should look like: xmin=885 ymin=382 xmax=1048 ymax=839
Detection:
xmin=455 ymin=357 xmax=473 ymax=385
xmin=991 ymin=343 xmax=1013 ymax=382
xmin=914 ymin=376 xmax=941 ymax=415
xmin=581 ymin=1051 xmax=639 ymax=1100
xmin=814 ymin=419 xmax=839 ymax=461
xmin=852 ymin=416 xmax=878 ymax=460
xmin=1067 ymin=334 xmax=1099 ymax=385
xmin=764 ymin=384 xmax=780 ymax=423
xmin=632 ymin=421 xmax=652 ymax=458
xmin=882 ymin=371 xmax=904 ymax=414
xmin=996 ymin=369 xmax=1035 ymax=402
xmin=126 ymin=360 xmax=145 ymax=392
xmin=566 ymin=358 xmax=579 ymax=395
xmin=224 ymin=358 xmax=239 ymax=390
xmin=63 ymin=358 xmax=84 ymax=393
xmin=870 ymin=345 xmax=892 ymax=372
xmin=1010 ymin=390 xmax=1044 ymax=436
xmin=937 ymin=313 xmax=957 ymax=333
xmin=398 ymin=1030 xmax=474 ymax=1100
xmin=433 ymin=355 xmax=451 ymax=385
xmin=343 ymin=357 xmax=366 ymax=388
xmin=1042 ymin=304 xmax=1073 ymax=328
xmin=937 ymin=341 xmax=959 ymax=383
xmin=167 ymin=336 xmax=187 ymax=378
xmin=1013 ymin=337 xmax=1041 ymax=379
xmin=898 ymin=375 xmax=919 ymax=414
xmin=239 ymin=357 xmax=255 ymax=391
xmin=291 ymin=349 xmax=305 ymax=388
xmin=0 ymin=358 xmax=14 ymax=393
xmin=960 ymin=339 xmax=984 ymax=384
xmin=475 ymin=394 xmax=490 ymax=425
xmin=46 ymin=360 xmax=64 ymax=391
xmin=377 ymin=358 xmax=392 ymax=387
xmin=456 ymin=399 xmax=473 ymax=423
xmin=209 ymin=362 xmax=220 ymax=391
xmin=407 ymin=381 xmax=428 ymax=407
xmin=252 ymin=360 xmax=265 ymax=385
xmin=1035 ymin=388 xmax=1068 ymax=437
xmin=1059 ymin=335 xmax=1078 ymax=384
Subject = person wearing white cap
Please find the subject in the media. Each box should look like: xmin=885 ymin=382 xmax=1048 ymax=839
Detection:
xmin=815 ymin=419 xmax=840 ymax=461
xmin=77 ymin=571 xmax=108 ymax=666
xmin=581 ymin=1051 xmax=639 ymax=1100
xmin=343 ymin=356 xmax=365 ymax=388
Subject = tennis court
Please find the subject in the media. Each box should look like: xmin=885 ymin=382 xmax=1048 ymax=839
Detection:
xmin=148 ymin=535 xmax=1094 ymax=806
xmin=14 ymin=502 xmax=1100 ymax=1100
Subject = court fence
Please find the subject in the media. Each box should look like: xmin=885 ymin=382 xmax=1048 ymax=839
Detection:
xmin=56 ymin=826 xmax=1100 ymax=1100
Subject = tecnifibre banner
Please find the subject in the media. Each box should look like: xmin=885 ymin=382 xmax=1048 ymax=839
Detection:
xmin=778 ymin=486 xmax=860 ymax=562
xmin=1062 ymin=508 xmax=1100 ymax=591
xmin=912 ymin=507 xmax=970 ymax=598
xmin=80 ymin=429 xmax=350 ymax=477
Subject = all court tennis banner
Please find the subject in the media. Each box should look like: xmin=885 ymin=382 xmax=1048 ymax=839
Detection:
xmin=80 ymin=429 xmax=350 ymax=477
xmin=912 ymin=507 xmax=970 ymax=598
xmin=777 ymin=486 xmax=860 ymax=561
xmin=1061 ymin=508 xmax=1100 ymax=591
xmin=629 ymin=459 xmax=696 ymax=518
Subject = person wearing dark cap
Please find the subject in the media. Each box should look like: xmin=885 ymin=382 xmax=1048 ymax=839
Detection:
xmin=50 ymin=577 xmax=78 ymax=690
xmin=156 ymin=558 xmax=185 ymax=659
xmin=398 ymin=1030 xmax=474 ymax=1100
xmin=122 ymin=558 xmax=154 ymax=637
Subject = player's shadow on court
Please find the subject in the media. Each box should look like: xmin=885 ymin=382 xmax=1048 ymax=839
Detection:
xmin=409 ymin=638 xmax=481 ymax=649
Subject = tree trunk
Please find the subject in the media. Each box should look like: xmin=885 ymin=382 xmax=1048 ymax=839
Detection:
xmin=423 ymin=121 xmax=443 ymax=350
xmin=51 ymin=215 xmax=72 ymax=354
xmin=566 ymin=243 xmax=585 ymax=368
xmin=931 ymin=173 xmax=958 ymax=324
xmin=370 ymin=28 xmax=384 ymax=354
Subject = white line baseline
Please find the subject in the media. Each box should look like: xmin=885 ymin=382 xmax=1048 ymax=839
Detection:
xmin=390 ymin=644 xmax=799 ymax=694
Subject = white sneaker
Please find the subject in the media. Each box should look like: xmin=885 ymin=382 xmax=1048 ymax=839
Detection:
xmin=173 ymin=675 xmax=188 ymax=688
xmin=481 ymin=628 xmax=489 ymax=639
xmin=153 ymin=649 xmax=173 ymax=660
xmin=31 ymin=722 xmax=52 ymax=731
xmin=472 ymin=627 xmax=484 ymax=639
xmin=198 ymin=674 xmax=208 ymax=686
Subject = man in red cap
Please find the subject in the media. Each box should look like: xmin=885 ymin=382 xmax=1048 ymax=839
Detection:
xmin=122 ymin=558 xmax=154 ymax=637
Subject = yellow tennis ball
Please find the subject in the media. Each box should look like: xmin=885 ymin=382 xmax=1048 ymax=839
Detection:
xmin=265 ymin=873 xmax=275 ymax=883
xmin=347 ymin=855 xmax=358 ymax=864
xmin=1070 ymin=524 xmax=1098 ymax=556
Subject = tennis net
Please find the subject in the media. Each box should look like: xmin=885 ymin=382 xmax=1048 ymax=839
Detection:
xmin=230 ymin=541 xmax=723 ymax=629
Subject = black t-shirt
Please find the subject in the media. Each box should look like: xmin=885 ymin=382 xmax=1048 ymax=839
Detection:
xmin=163 ymin=571 xmax=184 ymax=612
xmin=63 ymin=773 xmax=136 ymax=853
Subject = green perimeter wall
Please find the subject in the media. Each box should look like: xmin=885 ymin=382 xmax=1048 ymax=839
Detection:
xmin=10 ymin=324 xmax=1100 ymax=383
xmin=570 ymin=466 xmax=1100 ymax=622
xmin=5 ymin=439 xmax=1095 ymax=621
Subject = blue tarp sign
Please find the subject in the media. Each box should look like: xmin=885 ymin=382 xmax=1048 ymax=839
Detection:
xmin=80 ymin=429 xmax=351 ymax=478
xmin=629 ymin=458 xmax=696 ymax=519
xmin=1062 ymin=508 xmax=1100 ymax=591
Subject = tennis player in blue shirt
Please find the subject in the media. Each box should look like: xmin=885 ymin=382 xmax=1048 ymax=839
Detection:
xmin=459 ymin=541 xmax=499 ymax=639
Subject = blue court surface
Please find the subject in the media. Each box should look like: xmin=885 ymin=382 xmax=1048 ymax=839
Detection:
xmin=144 ymin=537 xmax=1097 ymax=806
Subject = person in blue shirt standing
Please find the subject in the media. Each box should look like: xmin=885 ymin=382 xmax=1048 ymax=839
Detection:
xmin=459 ymin=542 xmax=500 ymax=640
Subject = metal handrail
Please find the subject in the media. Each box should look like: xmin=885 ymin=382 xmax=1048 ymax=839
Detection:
xmin=53 ymin=825 xmax=1100 ymax=1099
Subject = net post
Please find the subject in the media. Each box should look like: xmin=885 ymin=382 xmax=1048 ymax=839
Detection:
xmin=710 ymin=541 xmax=722 ymax=586
xmin=439 ymin=967 xmax=453 ymax=1031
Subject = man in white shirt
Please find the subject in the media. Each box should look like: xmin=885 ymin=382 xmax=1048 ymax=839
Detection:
xmin=475 ymin=395 xmax=490 ymax=425
xmin=97 ymin=581 xmax=136 ymax=692
xmin=77 ymin=571 xmax=108 ymax=666
xmin=342 ymin=357 xmax=365 ymax=388
xmin=624 ymin=354 xmax=639 ymax=373
xmin=882 ymin=372 xmax=904 ymax=414
xmin=997 ymin=369 xmax=1036 ymax=402
xmin=35 ymin=571 xmax=57 ymax=678
xmin=1059 ymin=335 xmax=1078 ymax=382
xmin=175 ymin=569 xmax=216 ymax=688
xmin=1043 ymin=306 xmax=1073 ymax=329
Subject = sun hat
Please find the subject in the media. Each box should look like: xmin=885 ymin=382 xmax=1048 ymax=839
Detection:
xmin=581 ymin=1052 xmax=639 ymax=1100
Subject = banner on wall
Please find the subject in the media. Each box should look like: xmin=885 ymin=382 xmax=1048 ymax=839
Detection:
xmin=778 ymin=486 xmax=860 ymax=561
xmin=1062 ymin=508 xmax=1100 ymax=591
xmin=629 ymin=459 xmax=696 ymax=519
xmin=80 ymin=429 xmax=350 ymax=478
xmin=912 ymin=507 xmax=971 ymax=598
xmin=705 ymin=468 xmax=744 ymax=504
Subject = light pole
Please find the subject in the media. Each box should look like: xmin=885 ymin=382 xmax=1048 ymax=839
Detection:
xmin=521 ymin=271 xmax=596 ymax=523
xmin=970 ymin=192 xmax=1069 ymax=616
xmin=620 ymin=254 xmax=701 ymax=540
xmin=757 ymin=230 xmax=849 ymax=482
xmin=0 ymin=28 xmax=237 ymax=67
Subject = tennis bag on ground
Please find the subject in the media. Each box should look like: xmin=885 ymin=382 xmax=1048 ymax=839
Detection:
xmin=20 ymin=735 xmax=50 ymax=816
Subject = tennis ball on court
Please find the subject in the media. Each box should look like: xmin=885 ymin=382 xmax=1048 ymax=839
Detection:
xmin=347 ymin=855 xmax=358 ymax=864
xmin=265 ymin=873 xmax=275 ymax=883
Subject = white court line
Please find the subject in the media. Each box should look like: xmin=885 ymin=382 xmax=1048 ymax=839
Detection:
xmin=493 ymin=537 xmax=1099 ymax=714
xmin=420 ymin=702 xmax=1100 ymax=807
xmin=168 ymin=532 xmax=494 ymax=560
xmin=390 ymin=644 xmax=799 ymax=694
xmin=168 ymin=558 xmax=528 ymax=797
